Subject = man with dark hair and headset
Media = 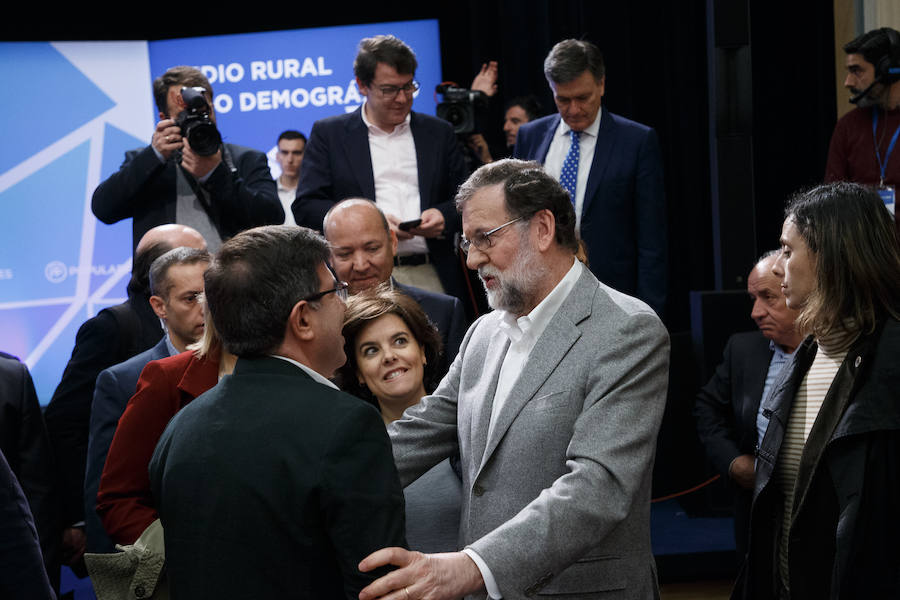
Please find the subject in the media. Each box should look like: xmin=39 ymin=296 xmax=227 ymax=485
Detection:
xmin=826 ymin=27 xmax=900 ymax=213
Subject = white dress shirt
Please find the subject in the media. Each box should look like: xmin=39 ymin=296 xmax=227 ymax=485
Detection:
xmin=360 ymin=104 xmax=428 ymax=256
xmin=270 ymin=355 xmax=339 ymax=390
xmin=463 ymin=257 xmax=583 ymax=599
xmin=543 ymin=108 xmax=603 ymax=233
xmin=277 ymin=178 xmax=297 ymax=226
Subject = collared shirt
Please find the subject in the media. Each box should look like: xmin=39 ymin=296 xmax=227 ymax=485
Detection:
xmin=463 ymin=257 xmax=582 ymax=599
xmin=489 ymin=258 xmax=583 ymax=440
xmin=543 ymin=108 xmax=603 ymax=232
xmin=164 ymin=333 xmax=179 ymax=358
xmin=270 ymin=355 xmax=339 ymax=390
xmin=277 ymin=178 xmax=297 ymax=226
xmin=360 ymin=104 xmax=428 ymax=256
xmin=756 ymin=341 xmax=795 ymax=447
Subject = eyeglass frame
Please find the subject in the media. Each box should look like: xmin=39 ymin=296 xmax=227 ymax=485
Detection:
xmin=374 ymin=80 xmax=420 ymax=100
xmin=301 ymin=264 xmax=349 ymax=303
xmin=459 ymin=217 xmax=525 ymax=254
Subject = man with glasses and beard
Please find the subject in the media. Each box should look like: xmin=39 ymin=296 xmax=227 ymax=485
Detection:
xmin=358 ymin=159 xmax=670 ymax=600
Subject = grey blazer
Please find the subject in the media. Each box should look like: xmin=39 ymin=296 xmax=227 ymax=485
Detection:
xmin=389 ymin=266 xmax=670 ymax=599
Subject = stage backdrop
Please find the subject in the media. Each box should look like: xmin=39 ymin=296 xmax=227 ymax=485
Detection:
xmin=0 ymin=20 xmax=441 ymax=404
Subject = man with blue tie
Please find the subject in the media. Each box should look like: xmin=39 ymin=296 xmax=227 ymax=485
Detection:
xmin=514 ymin=39 xmax=667 ymax=317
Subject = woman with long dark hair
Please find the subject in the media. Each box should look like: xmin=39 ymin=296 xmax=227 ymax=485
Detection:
xmin=737 ymin=182 xmax=900 ymax=599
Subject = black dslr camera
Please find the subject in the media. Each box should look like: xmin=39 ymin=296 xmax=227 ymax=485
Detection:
xmin=175 ymin=86 xmax=222 ymax=156
xmin=435 ymin=84 xmax=488 ymax=135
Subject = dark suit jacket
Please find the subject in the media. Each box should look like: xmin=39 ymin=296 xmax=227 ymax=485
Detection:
xmin=514 ymin=111 xmax=667 ymax=316
xmin=0 ymin=352 xmax=58 ymax=584
xmin=84 ymin=337 xmax=170 ymax=553
xmin=97 ymin=350 xmax=217 ymax=545
xmin=149 ymin=356 xmax=406 ymax=599
xmin=293 ymin=108 xmax=468 ymax=300
xmin=693 ymin=330 xmax=772 ymax=557
xmin=43 ymin=295 xmax=162 ymax=526
xmin=0 ymin=449 xmax=56 ymax=600
xmin=91 ymin=143 xmax=283 ymax=252
xmin=393 ymin=280 xmax=466 ymax=369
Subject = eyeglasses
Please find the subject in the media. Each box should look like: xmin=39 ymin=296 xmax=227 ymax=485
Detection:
xmin=459 ymin=217 xmax=524 ymax=254
xmin=302 ymin=265 xmax=349 ymax=303
xmin=376 ymin=80 xmax=420 ymax=100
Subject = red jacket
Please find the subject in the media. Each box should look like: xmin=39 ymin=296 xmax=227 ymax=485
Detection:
xmin=96 ymin=349 xmax=218 ymax=545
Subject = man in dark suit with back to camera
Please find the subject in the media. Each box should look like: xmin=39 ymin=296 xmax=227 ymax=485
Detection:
xmin=514 ymin=39 xmax=667 ymax=317
xmin=323 ymin=198 xmax=467 ymax=369
xmin=149 ymin=225 xmax=406 ymax=599
xmin=693 ymin=251 xmax=802 ymax=558
xmin=358 ymin=159 xmax=669 ymax=600
xmin=293 ymin=35 xmax=468 ymax=300
xmin=92 ymin=66 xmax=283 ymax=253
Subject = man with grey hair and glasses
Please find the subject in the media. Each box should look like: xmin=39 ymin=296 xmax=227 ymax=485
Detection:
xmin=359 ymin=159 xmax=669 ymax=600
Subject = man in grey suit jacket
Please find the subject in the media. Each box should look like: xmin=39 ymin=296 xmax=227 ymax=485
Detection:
xmin=360 ymin=159 xmax=670 ymax=600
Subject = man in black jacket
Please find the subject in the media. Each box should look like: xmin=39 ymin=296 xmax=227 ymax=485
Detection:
xmin=150 ymin=226 xmax=405 ymax=598
xmin=92 ymin=66 xmax=283 ymax=253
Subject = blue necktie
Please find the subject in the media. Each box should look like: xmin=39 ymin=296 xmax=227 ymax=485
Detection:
xmin=560 ymin=130 xmax=580 ymax=205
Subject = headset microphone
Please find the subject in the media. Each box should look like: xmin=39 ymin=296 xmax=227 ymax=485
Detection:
xmin=850 ymin=81 xmax=878 ymax=104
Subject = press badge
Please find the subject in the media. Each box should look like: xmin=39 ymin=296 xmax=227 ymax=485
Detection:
xmin=878 ymin=184 xmax=895 ymax=215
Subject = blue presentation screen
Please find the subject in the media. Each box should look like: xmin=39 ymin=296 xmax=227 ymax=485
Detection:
xmin=149 ymin=20 xmax=442 ymax=160
xmin=0 ymin=20 xmax=441 ymax=404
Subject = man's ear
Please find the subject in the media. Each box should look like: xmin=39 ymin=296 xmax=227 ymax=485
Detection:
xmin=149 ymin=295 xmax=167 ymax=320
xmin=288 ymin=300 xmax=316 ymax=342
xmin=389 ymin=229 xmax=399 ymax=257
xmin=532 ymin=209 xmax=557 ymax=252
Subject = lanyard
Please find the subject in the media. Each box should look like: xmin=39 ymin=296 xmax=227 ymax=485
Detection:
xmin=872 ymin=109 xmax=900 ymax=184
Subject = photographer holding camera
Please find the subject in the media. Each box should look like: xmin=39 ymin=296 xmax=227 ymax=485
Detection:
xmin=93 ymin=66 xmax=283 ymax=253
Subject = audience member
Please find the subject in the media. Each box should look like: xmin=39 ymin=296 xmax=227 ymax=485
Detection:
xmin=43 ymin=224 xmax=205 ymax=568
xmin=503 ymin=95 xmax=542 ymax=150
xmin=96 ymin=304 xmax=228 ymax=546
xmin=92 ymin=66 xmax=283 ymax=253
xmin=514 ymin=39 xmax=667 ymax=316
xmin=323 ymin=198 xmax=466 ymax=369
xmin=826 ymin=27 xmax=900 ymax=198
xmin=0 ymin=352 xmax=58 ymax=588
xmin=693 ymin=251 xmax=802 ymax=558
xmin=0 ymin=448 xmax=56 ymax=600
xmin=274 ymin=130 xmax=306 ymax=225
xmin=335 ymin=288 xmax=461 ymax=554
xmin=294 ymin=35 xmax=468 ymax=299
xmin=735 ymin=182 xmax=900 ymax=598
xmin=149 ymin=226 xmax=406 ymax=598
xmin=84 ymin=247 xmax=210 ymax=553
xmin=358 ymin=159 xmax=669 ymax=600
